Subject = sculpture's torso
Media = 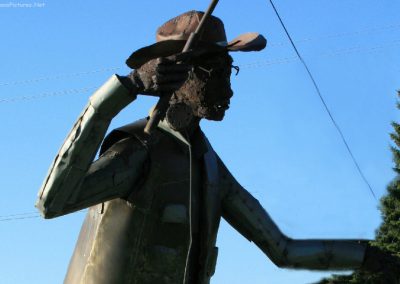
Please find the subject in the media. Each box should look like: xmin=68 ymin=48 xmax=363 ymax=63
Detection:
xmin=65 ymin=122 xmax=221 ymax=284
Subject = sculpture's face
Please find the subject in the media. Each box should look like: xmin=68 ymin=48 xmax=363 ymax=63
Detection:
xmin=173 ymin=53 xmax=234 ymax=121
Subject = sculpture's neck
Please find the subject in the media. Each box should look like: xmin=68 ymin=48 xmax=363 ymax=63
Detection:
xmin=181 ymin=117 xmax=201 ymax=140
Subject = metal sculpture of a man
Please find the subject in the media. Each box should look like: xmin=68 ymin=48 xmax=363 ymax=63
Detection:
xmin=36 ymin=10 xmax=399 ymax=284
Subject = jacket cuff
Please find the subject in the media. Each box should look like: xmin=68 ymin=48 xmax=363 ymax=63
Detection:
xmin=89 ymin=75 xmax=136 ymax=118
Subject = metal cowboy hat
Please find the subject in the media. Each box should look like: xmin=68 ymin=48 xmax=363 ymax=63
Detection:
xmin=126 ymin=10 xmax=267 ymax=69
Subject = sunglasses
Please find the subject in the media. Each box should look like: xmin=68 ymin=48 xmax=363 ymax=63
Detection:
xmin=191 ymin=64 xmax=240 ymax=79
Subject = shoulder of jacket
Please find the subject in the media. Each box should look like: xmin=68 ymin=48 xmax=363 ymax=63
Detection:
xmin=100 ymin=118 xmax=151 ymax=156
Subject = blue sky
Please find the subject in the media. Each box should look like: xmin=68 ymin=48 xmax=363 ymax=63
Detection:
xmin=0 ymin=1 xmax=399 ymax=283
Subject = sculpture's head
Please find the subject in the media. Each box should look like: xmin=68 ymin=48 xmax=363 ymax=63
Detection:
xmin=126 ymin=11 xmax=267 ymax=128
xmin=171 ymin=52 xmax=234 ymax=122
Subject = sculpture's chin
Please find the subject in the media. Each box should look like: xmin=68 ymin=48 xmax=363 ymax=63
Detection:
xmin=204 ymin=110 xmax=227 ymax=121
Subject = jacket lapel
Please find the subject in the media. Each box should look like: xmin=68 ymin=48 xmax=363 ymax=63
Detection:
xmin=199 ymin=135 xmax=222 ymax=280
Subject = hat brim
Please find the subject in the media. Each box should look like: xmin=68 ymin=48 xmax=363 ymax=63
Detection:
xmin=126 ymin=33 xmax=267 ymax=69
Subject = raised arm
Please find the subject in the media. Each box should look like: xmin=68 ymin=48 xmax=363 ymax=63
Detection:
xmin=36 ymin=75 xmax=137 ymax=218
xmin=36 ymin=57 xmax=191 ymax=218
xmin=219 ymin=158 xmax=367 ymax=270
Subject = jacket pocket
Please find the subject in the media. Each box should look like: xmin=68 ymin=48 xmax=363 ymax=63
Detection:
xmin=161 ymin=204 xmax=188 ymax=224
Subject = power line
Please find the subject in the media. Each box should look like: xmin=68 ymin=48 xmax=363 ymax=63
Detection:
xmin=0 ymin=211 xmax=40 ymax=222
xmin=269 ymin=23 xmax=400 ymax=47
xmin=268 ymin=0 xmax=377 ymax=200
xmin=240 ymin=39 xmax=400 ymax=69
xmin=0 ymin=24 xmax=398 ymax=89
xmin=2 ymin=13 xmax=391 ymax=223
xmin=0 ymin=209 xmax=87 ymax=222
xmin=0 ymin=86 xmax=97 ymax=103
xmin=0 ymin=211 xmax=38 ymax=218
xmin=0 ymin=67 xmax=121 ymax=87
xmin=0 ymin=39 xmax=397 ymax=95
xmin=0 ymin=19 xmax=388 ymax=222
xmin=1 ymin=40 xmax=399 ymax=104
xmin=0 ymin=215 xmax=40 ymax=222
xmin=0 ymin=36 xmax=397 ymax=91
xmin=0 ymin=40 xmax=400 ymax=104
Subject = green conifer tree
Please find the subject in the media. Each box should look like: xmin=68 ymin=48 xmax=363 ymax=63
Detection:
xmin=317 ymin=91 xmax=400 ymax=284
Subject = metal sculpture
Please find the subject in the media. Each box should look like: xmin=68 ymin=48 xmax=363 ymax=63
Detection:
xmin=36 ymin=9 xmax=399 ymax=284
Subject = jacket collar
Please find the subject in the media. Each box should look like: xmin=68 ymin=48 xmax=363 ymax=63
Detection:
xmin=157 ymin=120 xmax=209 ymax=159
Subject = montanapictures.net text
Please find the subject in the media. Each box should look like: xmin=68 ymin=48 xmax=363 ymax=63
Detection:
xmin=0 ymin=2 xmax=45 ymax=8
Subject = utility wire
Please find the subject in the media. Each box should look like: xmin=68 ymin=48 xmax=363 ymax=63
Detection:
xmin=0 ymin=37 xmax=398 ymax=104
xmin=0 ymin=211 xmax=40 ymax=222
xmin=0 ymin=36 xmax=398 ymax=90
xmin=0 ymin=87 xmax=97 ymax=103
xmin=1 ymin=38 xmax=398 ymax=94
xmin=0 ymin=209 xmax=87 ymax=222
xmin=0 ymin=211 xmax=38 ymax=218
xmin=268 ymin=0 xmax=377 ymax=200
xmin=0 ymin=67 xmax=121 ymax=87
xmin=240 ymin=39 xmax=400 ymax=69
xmin=1 ymin=39 xmax=399 ymax=104
xmin=0 ymin=23 xmax=398 ymax=89
xmin=0 ymin=215 xmax=40 ymax=222
xmin=269 ymin=23 xmax=400 ymax=47
xmin=3 ymin=16 xmax=393 ymax=222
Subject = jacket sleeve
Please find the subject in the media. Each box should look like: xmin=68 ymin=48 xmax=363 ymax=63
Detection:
xmin=218 ymin=157 xmax=367 ymax=270
xmin=35 ymin=75 xmax=144 ymax=218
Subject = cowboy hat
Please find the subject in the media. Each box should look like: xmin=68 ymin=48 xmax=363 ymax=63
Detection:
xmin=126 ymin=10 xmax=267 ymax=69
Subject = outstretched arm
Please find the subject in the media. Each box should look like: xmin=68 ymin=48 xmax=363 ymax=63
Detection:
xmin=219 ymin=158 xmax=367 ymax=270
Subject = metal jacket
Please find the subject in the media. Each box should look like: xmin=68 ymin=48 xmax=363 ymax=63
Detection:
xmin=36 ymin=75 xmax=368 ymax=284
xmin=64 ymin=118 xmax=226 ymax=284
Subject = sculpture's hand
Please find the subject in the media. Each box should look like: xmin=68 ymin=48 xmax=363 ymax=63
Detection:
xmin=119 ymin=57 xmax=190 ymax=96
xmin=361 ymin=244 xmax=400 ymax=283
